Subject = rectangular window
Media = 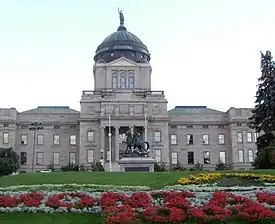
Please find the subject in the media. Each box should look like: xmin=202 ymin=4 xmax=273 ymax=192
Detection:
xmin=53 ymin=152 xmax=60 ymax=165
xmin=187 ymin=134 xmax=193 ymax=145
xmin=70 ymin=135 xmax=76 ymax=145
xmin=254 ymin=132 xmax=259 ymax=142
xmin=155 ymin=149 xmax=161 ymax=162
xmin=247 ymin=132 xmax=252 ymax=143
xmin=238 ymin=149 xmax=244 ymax=163
xmin=202 ymin=125 xmax=209 ymax=128
xmin=203 ymin=151 xmax=210 ymax=164
xmin=37 ymin=134 xmax=44 ymax=145
xmin=186 ymin=125 xmax=193 ymax=128
xmin=53 ymin=125 xmax=60 ymax=129
xmin=237 ymin=122 xmax=242 ymax=127
xmin=237 ymin=132 xmax=243 ymax=143
xmin=112 ymin=77 xmax=117 ymax=88
xmin=69 ymin=152 xmax=76 ymax=164
xmin=248 ymin=149 xmax=254 ymax=162
xmin=218 ymin=124 xmax=224 ymax=128
xmin=21 ymin=134 xmax=28 ymax=145
xmin=87 ymin=131 xmax=94 ymax=142
xmin=20 ymin=152 xmax=27 ymax=165
xmin=170 ymin=134 xmax=177 ymax=145
xmin=219 ymin=151 xmax=226 ymax=163
xmin=187 ymin=152 xmax=194 ymax=164
xmin=53 ymin=134 xmax=60 ymax=145
xmin=36 ymin=152 xmax=43 ymax=165
xmin=218 ymin=134 xmax=225 ymax=144
xmin=153 ymin=131 xmax=161 ymax=142
xmin=120 ymin=76 xmax=126 ymax=88
xmin=171 ymin=152 xmax=178 ymax=165
xmin=3 ymin=123 xmax=9 ymax=128
xmin=202 ymin=134 xmax=209 ymax=144
xmin=3 ymin=132 xmax=9 ymax=144
xmin=87 ymin=150 xmax=94 ymax=163
xmin=128 ymin=76 xmax=135 ymax=88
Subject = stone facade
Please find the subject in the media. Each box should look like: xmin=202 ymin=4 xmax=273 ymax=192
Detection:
xmin=0 ymin=57 xmax=257 ymax=172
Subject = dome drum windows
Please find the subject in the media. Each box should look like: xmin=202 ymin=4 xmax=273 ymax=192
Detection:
xmin=111 ymin=70 xmax=135 ymax=89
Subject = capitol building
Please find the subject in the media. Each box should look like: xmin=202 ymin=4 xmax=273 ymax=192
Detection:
xmin=0 ymin=14 xmax=257 ymax=172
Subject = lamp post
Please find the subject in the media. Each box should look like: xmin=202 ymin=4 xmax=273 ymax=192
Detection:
xmin=108 ymin=115 xmax=112 ymax=172
xmin=29 ymin=121 xmax=44 ymax=172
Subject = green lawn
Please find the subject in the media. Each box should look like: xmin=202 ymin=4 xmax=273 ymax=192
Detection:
xmin=1 ymin=170 xmax=275 ymax=188
xmin=0 ymin=213 xmax=102 ymax=224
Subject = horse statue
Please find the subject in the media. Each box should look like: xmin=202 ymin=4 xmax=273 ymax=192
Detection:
xmin=124 ymin=126 xmax=150 ymax=157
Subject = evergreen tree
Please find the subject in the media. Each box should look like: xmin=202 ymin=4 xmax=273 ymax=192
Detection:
xmin=249 ymin=51 xmax=275 ymax=168
xmin=0 ymin=148 xmax=19 ymax=176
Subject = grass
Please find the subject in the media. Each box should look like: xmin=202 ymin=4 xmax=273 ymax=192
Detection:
xmin=0 ymin=213 xmax=102 ymax=224
xmin=1 ymin=170 xmax=275 ymax=188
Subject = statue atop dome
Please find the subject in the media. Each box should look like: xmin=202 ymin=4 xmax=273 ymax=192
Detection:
xmin=118 ymin=8 xmax=124 ymax=26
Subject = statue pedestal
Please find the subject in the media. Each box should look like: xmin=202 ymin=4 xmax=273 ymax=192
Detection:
xmin=118 ymin=157 xmax=155 ymax=172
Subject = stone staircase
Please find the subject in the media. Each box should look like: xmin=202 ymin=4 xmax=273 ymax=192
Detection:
xmin=104 ymin=161 xmax=120 ymax=172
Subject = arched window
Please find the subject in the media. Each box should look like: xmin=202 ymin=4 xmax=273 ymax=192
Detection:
xmin=120 ymin=76 xmax=126 ymax=88
xmin=112 ymin=76 xmax=117 ymax=88
xmin=128 ymin=76 xmax=135 ymax=88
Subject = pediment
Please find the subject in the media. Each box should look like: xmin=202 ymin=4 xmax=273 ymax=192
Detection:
xmin=108 ymin=57 xmax=138 ymax=67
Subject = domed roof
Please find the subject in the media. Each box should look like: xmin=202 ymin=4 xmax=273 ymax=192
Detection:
xmin=94 ymin=11 xmax=150 ymax=63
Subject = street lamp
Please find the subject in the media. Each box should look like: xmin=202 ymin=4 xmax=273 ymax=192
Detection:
xmin=29 ymin=121 xmax=44 ymax=172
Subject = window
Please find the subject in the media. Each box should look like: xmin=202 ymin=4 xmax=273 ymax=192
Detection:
xmin=69 ymin=152 xmax=76 ymax=164
xmin=247 ymin=132 xmax=252 ymax=143
xmin=70 ymin=135 xmax=76 ymax=145
xmin=87 ymin=150 xmax=94 ymax=163
xmin=20 ymin=152 xmax=27 ymax=165
xmin=202 ymin=125 xmax=209 ymax=128
xmin=153 ymin=131 xmax=161 ymax=142
xmin=53 ymin=152 xmax=60 ymax=165
xmin=37 ymin=134 xmax=44 ymax=145
xmin=237 ymin=132 xmax=243 ymax=143
xmin=170 ymin=125 xmax=177 ymax=129
xmin=248 ymin=149 xmax=254 ymax=162
xmin=187 ymin=134 xmax=193 ymax=145
xmin=219 ymin=151 xmax=226 ymax=163
xmin=54 ymin=125 xmax=60 ymax=129
xmin=3 ymin=123 xmax=9 ymax=128
xmin=171 ymin=152 xmax=178 ymax=165
xmin=21 ymin=134 xmax=28 ymax=145
xmin=120 ymin=76 xmax=126 ymax=88
xmin=186 ymin=125 xmax=193 ymax=128
xmin=87 ymin=131 xmax=94 ymax=142
xmin=187 ymin=152 xmax=194 ymax=164
xmin=155 ymin=149 xmax=161 ymax=162
xmin=128 ymin=76 xmax=135 ymax=88
xmin=218 ymin=134 xmax=225 ymax=144
xmin=36 ymin=152 xmax=43 ymax=165
xmin=170 ymin=134 xmax=177 ymax=145
xmin=3 ymin=133 xmax=9 ymax=144
xmin=202 ymin=134 xmax=209 ymax=144
xmin=70 ymin=125 xmax=76 ymax=129
xmin=237 ymin=122 xmax=242 ymax=127
xmin=218 ymin=124 xmax=224 ymax=128
xmin=238 ymin=150 xmax=244 ymax=163
xmin=203 ymin=151 xmax=210 ymax=164
xmin=53 ymin=134 xmax=60 ymax=145
xmin=112 ymin=76 xmax=117 ymax=88
xmin=254 ymin=132 xmax=259 ymax=142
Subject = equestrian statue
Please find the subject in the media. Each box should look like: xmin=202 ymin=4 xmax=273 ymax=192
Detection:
xmin=124 ymin=126 xmax=150 ymax=157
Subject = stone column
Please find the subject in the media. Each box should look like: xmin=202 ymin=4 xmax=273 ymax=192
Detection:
xmin=115 ymin=126 xmax=120 ymax=161
xmin=100 ymin=126 xmax=105 ymax=162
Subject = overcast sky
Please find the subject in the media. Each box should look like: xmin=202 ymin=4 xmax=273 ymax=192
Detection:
xmin=1 ymin=0 xmax=275 ymax=112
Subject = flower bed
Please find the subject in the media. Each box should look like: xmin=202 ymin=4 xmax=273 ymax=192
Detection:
xmin=178 ymin=172 xmax=275 ymax=185
xmin=1 ymin=189 xmax=275 ymax=223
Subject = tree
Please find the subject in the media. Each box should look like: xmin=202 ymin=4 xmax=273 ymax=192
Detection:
xmin=0 ymin=148 xmax=19 ymax=176
xmin=249 ymin=51 xmax=275 ymax=168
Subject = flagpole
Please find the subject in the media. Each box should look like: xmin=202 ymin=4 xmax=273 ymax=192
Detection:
xmin=108 ymin=114 xmax=112 ymax=172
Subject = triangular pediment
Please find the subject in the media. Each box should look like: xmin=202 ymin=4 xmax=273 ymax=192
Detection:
xmin=108 ymin=57 xmax=138 ymax=67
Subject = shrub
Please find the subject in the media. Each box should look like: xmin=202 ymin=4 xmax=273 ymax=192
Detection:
xmin=215 ymin=161 xmax=229 ymax=170
xmin=154 ymin=162 xmax=166 ymax=172
xmin=91 ymin=161 xmax=105 ymax=172
xmin=170 ymin=162 xmax=186 ymax=171
xmin=47 ymin=163 xmax=55 ymax=172
xmin=189 ymin=161 xmax=203 ymax=171
xmin=61 ymin=163 xmax=79 ymax=172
